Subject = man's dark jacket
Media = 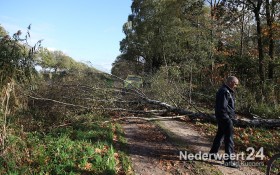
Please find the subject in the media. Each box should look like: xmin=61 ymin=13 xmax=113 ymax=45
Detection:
xmin=215 ymin=84 xmax=235 ymax=120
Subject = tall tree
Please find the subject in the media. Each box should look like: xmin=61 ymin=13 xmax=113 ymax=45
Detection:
xmin=0 ymin=25 xmax=8 ymax=37
xmin=265 ymin=0 xmax=278 ymax=80
xmin=38 ymin=48 xmax=57 ymax=71
xmin=117 ymin=0 xmax=210 ymax=74
xmin=247 ymin=0 xmax=265 ymax=83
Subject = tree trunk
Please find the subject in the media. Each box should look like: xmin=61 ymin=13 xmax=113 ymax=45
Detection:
xmin=246 ymin=0 xmax=265 ymax=84
xmin=240 ymin=2 xmax=245 ymax=58
xmin=254 ymin=4 xmax=265 ymax=83
xmin=265 ymin=0 xmax=276 ymax=80
xmin=141 ymin=94 xmax=280 ymax=128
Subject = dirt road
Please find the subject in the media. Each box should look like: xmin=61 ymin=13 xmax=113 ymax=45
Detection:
xmin=121 ymin=116 xmax=265 ymax=175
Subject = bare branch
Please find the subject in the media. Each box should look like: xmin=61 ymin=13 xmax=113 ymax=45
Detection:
xmin=28 ymin=95 xmax=91 ymax=109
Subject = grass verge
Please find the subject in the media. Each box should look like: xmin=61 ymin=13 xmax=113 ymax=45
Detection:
xmin=0 ymin=114 xmax=131 ymax=175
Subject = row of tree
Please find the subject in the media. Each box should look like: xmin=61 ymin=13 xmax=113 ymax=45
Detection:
xmin=112 ymin=0 xmax=280 ymax=110
xmin=113 ymin=0 xmax=280 ymax=83
xmin=37 ymin=48 xmax=92 ymax=73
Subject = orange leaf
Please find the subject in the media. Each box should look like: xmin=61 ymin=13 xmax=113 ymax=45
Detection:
xmin=95 ymin=148 xmax=102 ymax=154
xmin=84 ymin=162 xmax=92 ymax=170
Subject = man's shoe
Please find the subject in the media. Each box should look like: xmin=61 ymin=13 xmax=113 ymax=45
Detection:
xmin=224 ymin=161 xmax=240 ymax=168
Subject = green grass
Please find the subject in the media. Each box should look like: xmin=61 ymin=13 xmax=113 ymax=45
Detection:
xmin=0 ymin=114 xmax=130 ymax=175
xmin=250 ymin=103 xmax=280 ymax=119
xmin=114 ymin=123 xmax=133 ymax=175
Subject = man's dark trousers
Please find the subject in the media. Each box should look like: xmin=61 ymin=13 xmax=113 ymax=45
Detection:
xmin=210 ymin=117 xmax=234 ymax=159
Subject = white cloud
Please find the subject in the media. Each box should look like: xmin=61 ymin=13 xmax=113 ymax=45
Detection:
xmin=46 ymin=47 xmax=57 ymax=51
xmin=92 ymin=63 xmax=112 ymax=73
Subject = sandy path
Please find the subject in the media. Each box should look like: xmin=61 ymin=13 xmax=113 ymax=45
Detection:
xmin=158 ymin=119 xmax=264 ymax=175
xmin=122 ymin=119 xmax=191 ymax=175
xmin=121 ymin=117 xmax=265 ymax=175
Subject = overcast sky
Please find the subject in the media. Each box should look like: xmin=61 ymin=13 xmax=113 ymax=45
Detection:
xmin=0 ymin=0 xmax=132 ymax=73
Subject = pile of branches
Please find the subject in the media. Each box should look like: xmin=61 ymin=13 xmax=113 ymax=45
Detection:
xmin=24 ymin=71 xmax=280 ymax=129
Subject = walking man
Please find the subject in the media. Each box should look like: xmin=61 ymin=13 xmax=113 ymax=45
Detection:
xmin=209 ymin=76 xmax=239 ymax=168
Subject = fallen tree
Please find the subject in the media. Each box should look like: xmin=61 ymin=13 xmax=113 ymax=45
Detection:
xmin=140 ymin=95 xmax=280 ymax=128
xmin=25 ymin=72 xmax=280 ymax=129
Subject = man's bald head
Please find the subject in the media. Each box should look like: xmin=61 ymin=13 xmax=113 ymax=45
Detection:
xmin=226 ymin=76 xmax=239 ymax=89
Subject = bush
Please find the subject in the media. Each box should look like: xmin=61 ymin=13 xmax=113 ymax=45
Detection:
xmin=0 ymin=114 xmax=118 ymax=174
xmin=250 ymin=103 xmax=280 ymax=119
xmin=147 ymin=67 xmax=189 ymax=108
